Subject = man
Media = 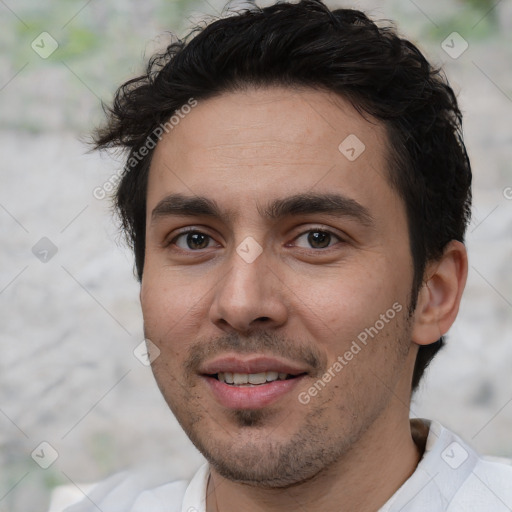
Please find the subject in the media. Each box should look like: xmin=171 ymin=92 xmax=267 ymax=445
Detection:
xmin=61 ymin=0 xmax=511 ymax=510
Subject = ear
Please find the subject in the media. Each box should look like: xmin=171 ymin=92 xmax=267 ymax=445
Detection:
xmin=411 ymin=240 xmax=468 ymax=346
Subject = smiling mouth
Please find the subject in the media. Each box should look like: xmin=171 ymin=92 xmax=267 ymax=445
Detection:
xmin=211 ymin=371 xmax=305 ymax=386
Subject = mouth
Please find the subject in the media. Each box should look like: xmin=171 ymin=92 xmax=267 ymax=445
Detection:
xmin=199 ymin=355 xmax=310 ymax=409
xmin=211 ymin=371 xmax=304 ymax=386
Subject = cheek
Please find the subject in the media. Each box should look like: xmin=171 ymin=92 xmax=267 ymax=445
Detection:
xmin=141 ymin=271 xmax=189 ymax=343
xmin=141 ymin=275 xmax=169 ymax=327
xmin=288 ymin=259 xmax=411 ymax=374
xmin=140 ymin=263 xmax=216 ymax=365
xmin=291 ymin=261 xmax=391 ymax=327
xmin=141 ymin=259 xmax=204 ymax=315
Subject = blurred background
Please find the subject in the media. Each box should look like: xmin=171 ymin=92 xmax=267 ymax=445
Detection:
xmin=1 ymin=0 xmax=511 ymax=510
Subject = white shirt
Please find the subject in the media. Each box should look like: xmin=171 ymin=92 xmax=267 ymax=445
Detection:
xmin=54 ymin=420 xmax=512 ymax=512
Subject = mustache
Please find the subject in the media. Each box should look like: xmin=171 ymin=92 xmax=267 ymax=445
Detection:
xmin=183 ymin=330 xmax=327 ymax=376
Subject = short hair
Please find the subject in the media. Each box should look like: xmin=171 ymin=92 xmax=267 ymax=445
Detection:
xmin=93 ymin=0 xmax=472 ymax=392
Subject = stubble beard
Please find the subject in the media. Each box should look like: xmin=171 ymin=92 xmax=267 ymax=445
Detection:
xmin=178 ymin=399 xmax=362 ymax=488
xmin=159 ymin=371 xmax=403 ymax=489
xmin=147 ymin=304 xmax=414 ymax=489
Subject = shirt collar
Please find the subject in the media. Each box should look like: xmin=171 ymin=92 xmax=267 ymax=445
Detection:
xmin=181 ymin=419 xmax=479 ymax=512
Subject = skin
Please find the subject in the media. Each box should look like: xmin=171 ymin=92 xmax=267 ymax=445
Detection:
xmin=140 ymin=86 xmax=468 ymax=512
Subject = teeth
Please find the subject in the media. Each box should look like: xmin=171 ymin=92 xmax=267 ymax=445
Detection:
xmin=233 ymin=373 xmax=249 ymax=385
xmin=216 ymin=371 xmax=290 ymax=385
xmin=248 ymin=372 xmax=266 ymax=384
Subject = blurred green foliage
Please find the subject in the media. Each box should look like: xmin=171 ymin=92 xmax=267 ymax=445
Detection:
xmin=88 ymin=431 xmax=118 ymax=473
xmin=462 ymin=0 xmax=497 ymax=12
xmin=419 ymin=0 xmax=499 ymax=43
xmin=0 ymin=0 xmax=506 ymax=131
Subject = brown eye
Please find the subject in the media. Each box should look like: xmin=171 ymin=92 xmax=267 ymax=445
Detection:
xmin=307 ymin=231 xmax=332 ymax=248
xmin=173 ymin=231 xmax=214 ymax=250
xmin=294 ymin=230 xmax=341 ymax=249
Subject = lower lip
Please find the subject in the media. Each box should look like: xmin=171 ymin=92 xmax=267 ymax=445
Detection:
xmin=202 ymin=375 xmax=305 ymax=409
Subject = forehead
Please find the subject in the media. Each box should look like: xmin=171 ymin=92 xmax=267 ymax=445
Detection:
xmin=147 ymin=86 xmax=398 ymax=225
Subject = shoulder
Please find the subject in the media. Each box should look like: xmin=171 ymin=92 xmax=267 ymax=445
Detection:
xmin=49 ymin=463 xmax=208 ymax=512
xmin=426 ymin=420 xmax=512 ymax=511
xmin=449 ymin=454 xmax=512 ymax=511
xmin=388 ymin=420 xmax=512 ymax=512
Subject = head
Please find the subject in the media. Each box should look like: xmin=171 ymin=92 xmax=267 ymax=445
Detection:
xmin=94 ymin=0 xmax=471 ymax=487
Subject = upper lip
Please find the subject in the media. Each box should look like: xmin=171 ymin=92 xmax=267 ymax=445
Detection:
xmin=200 ymin=355 xmax=310 ymax=376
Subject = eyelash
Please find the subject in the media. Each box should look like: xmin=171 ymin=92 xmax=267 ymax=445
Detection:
xmin=167 ymin=226 xmax=344 ymax=252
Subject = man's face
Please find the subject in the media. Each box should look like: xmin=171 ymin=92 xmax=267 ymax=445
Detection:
xmin=141 ymin=87 xmax=418 ymax=487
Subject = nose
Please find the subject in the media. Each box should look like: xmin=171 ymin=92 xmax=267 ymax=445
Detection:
xmin=209 ymin=239 xmax=288 ymax=334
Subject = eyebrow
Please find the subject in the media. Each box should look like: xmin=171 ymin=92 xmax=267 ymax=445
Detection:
xmin=151 ymin=192 xmax=374 ymax=227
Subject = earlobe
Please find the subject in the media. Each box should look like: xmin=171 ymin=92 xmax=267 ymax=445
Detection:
xmin=411 ymin=240 xmax=468 ymax=346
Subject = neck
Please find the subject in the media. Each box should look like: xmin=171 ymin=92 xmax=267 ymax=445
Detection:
xmin=206 ymin=412 xmax=424 ymax=512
